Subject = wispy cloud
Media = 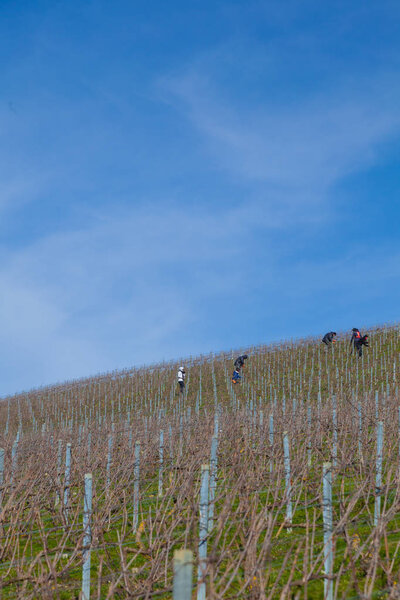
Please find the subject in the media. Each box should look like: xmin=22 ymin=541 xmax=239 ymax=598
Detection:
xmin=0 ymin=202 xmax=263 ymax=394
xmin=4 ymin=196 xmax=396 ymax=396
xmin=160 ymin=66 xmax=400 ymax=196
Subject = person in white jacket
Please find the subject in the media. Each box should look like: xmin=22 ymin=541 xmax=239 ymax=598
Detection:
xmin=177 ymin=366 xmax=186 ymax=394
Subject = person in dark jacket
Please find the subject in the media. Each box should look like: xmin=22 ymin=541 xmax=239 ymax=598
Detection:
xmin=322 ymin=331 xmax=337 ymax=347
xmin=355 ymin=334 xmax=369 ymax=358
xmin=234 ymin=354 xmax=248 ymax=371
xmin=232 ymin=354 xmax=248 ymax=384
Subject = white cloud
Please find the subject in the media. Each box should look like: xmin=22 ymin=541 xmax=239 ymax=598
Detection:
xmin=160 ymin=68 xmax=400 ymax=194
xmin=0 ymin=202 xmax=265 ymax=394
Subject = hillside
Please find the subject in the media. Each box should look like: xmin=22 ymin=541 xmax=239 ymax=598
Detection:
xmin=0 ymin=324 xmax=399 ymax=599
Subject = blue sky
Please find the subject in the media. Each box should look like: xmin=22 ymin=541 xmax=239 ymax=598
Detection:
xmin=1 ymin=0 xmax=400 ymax=394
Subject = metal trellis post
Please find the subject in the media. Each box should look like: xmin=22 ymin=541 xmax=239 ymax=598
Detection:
xmin=82 ymin=473 xmax=93 ymax=600
xmin=197 ymin=464 xmax=209 ymax=600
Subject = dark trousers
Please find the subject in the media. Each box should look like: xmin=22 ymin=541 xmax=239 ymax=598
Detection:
xmin=355 ymin=342 xmax=363 ymax=357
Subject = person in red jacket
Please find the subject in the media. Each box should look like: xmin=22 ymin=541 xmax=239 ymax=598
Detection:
xmin=355 ymin=334 xmax=369 ymax=357
xmin=349 ymin=328 xmax=361 ymax=353
xmin=350 ymin=328 xmax=369 ymax=357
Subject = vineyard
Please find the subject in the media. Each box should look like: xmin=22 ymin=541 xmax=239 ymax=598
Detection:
xmin=1 ymin=325 xmax=400 ymax=599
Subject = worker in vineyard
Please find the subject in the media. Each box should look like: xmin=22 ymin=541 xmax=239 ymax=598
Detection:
xmin=177 ymin=366 xmax=186 ymax=394
xmin=232 ymin=354 xmax=248 ymax=384
xmin=349 ymin=328 xmax=361 ymax=353
xmin=355 ymin=334 xmax=369 ymax=358
xmin=234 ymin=354 xmax=248 ymax=371
xmin=322 ymin=331 xmax=337 ymax=347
